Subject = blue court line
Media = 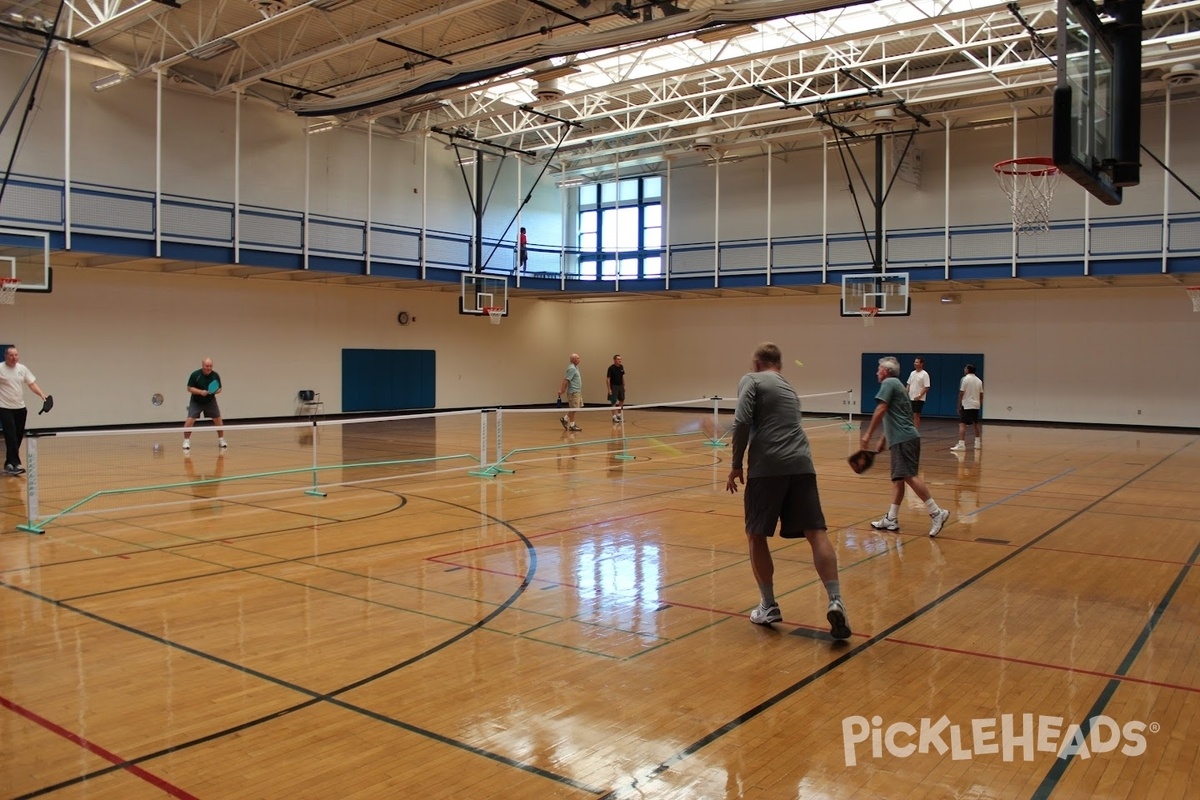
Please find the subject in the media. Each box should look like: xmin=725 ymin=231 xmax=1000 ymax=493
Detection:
xmin=1030 ymin=538 xmax=1200 ymax=799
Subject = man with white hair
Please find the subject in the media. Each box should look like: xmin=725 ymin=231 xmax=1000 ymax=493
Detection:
xmin=860 ymin=356 xmax=950 ymax=537
xmin=557 ymin=353 xmax=583 ymax=432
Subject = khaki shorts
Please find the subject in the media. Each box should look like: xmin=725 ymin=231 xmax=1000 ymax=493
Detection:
xmin=567 ymin=392 xmax=583 ymax=409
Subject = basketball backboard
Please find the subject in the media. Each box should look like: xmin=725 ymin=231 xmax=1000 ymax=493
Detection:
xmin=840 ymin=272 xmax=910 ymax=318
xmin=0 ymin=227 xmax=52 ymax=292
xmin=459 ymin=273 xmax=508 ymax=317
xmin=1052 ymin=0 xmax=1142 ymax=205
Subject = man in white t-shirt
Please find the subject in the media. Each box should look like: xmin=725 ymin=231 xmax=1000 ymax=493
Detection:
xmin=905 ymin=357 xmax=931 ymax=429
xmin=0 ymin=346 xmax=52 ymax=475
xmin=951 ymin=364 xmax=984 ymax=452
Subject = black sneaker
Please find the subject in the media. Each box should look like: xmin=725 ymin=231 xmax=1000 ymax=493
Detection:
xmin=12 ymin=465 xmax=25 ymax=475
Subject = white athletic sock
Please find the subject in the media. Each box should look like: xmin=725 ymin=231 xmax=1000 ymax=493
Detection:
xmin=759 ymin=584 xmax=776 ymax=607
xmin=823 ymin=580 xmax=841 ymax=601
xmin=925 ymin=498 xmax=941 ymax=515
xmin=888 ymin=504 xmax=900 ymax=520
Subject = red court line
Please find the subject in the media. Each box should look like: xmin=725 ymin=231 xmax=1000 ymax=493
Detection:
xmin=0 ymin=694 xmax=199 ymax=799
xmin=884 ymin=637 xmax=1200 ymax=695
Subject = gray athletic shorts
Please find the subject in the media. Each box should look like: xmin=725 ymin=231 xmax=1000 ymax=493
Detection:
xmin=187 ymin=398 xmax=221 ymax=419
xmin=610 ymin=385 xmax=625 ymax=403
xmin=744 ymin=473 xmax=827 ymax=538
xmin=890 ymin=438 xmax=921 ymax=481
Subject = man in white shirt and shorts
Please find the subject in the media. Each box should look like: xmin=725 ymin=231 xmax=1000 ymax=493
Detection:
xmin=0 ymin=346 xmax=51 ymax=476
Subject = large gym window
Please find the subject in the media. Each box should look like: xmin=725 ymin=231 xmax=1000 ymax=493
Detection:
xmin=577 ymin=176 xmax=662 ymax=279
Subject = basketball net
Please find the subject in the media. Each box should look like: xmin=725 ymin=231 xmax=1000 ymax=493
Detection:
xmin=485 ymin=307 xmax=503 ymax=325
xmin=859 ymin=306 xmax=878 ymax=327
xmin=995 ymin=157 xmax=1060 ymax=234
xmin=0 ymin=279 xmax=19 ymax=305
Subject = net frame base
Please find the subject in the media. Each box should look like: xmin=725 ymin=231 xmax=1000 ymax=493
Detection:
xmin=995 ymin=156 xmax=1060 ymax=234
xmin=0 ymin=278 xmax=19 ymax=305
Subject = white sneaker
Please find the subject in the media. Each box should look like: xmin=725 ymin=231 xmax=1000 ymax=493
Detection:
xmin=929 ymin=508 xmax=950 ymax=538
xmin=827 ymin=598 xmax=851 ymax=641
xmin=219 ymin=438 xmax=228 ymax=449
xmin=974 ymin=440 xmax=981 ymax=450
xmin=950 ymin=442 xmax=966 ymax=452
xmin=870 ymin=515 xmax=899 ymax=531
xmin=182 ymin=440 xmax=190 ymax=450
xmin=559 ymin=415 xmax=569 ymax=430
xmin=750 ymin=603 xmax=782 ymax=624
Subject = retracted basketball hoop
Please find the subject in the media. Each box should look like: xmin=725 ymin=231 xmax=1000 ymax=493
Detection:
xmin=1188 ymin=286 xmax=1200 ymax=313
xmin=0 ymin=278 xmax=19 ymax=305
xmin=484 ymin=306 xmax=503 ymax=325
xmin=859 ymin=306 xmax=878 ymax=327
xmin=995 ymin=157 xmax=1060 ymax=234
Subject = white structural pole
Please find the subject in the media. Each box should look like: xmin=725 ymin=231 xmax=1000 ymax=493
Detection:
xmin=234 ymin=91 xmax=241 ymax=264
xmin=155 ymin=70 xmax=163 ymax=258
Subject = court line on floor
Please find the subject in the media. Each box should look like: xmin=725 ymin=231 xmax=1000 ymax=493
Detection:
xmin=0 ymin=694 xmax=198 ymax=799
xmin=1030 ymin=538 xmax=1200 ymax=799
xmin=597 ymin=443 xmax=1187 ymax=799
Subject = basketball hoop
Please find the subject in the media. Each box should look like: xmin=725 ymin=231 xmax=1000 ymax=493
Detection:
xmin=995 ymin=157 xmax=1060 ymax=234
xmin=484 ymin=306 xmax=503 ymax=325
xmin=1188 ymin=286 xmax=1200 ymax=313
xmin=859 ymin=306 xmax=878 ymax=327
xmin=0 ymin=278 xmax=19 ymax=305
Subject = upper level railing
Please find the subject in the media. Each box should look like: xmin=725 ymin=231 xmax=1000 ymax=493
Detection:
xmin=2 ymin=171 xmax=1197 ymax=291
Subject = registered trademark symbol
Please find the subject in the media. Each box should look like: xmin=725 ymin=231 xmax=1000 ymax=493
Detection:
xmin=1149 ymin=722 xmax=1160 ymax=733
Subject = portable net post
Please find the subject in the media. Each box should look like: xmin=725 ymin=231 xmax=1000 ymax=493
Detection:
xmin=491 ymin=408 xmax=514 ymax=474
xmin=468 ymin=410 xmax=494 ymax=477
xmin=702 ymin=396 xmax=726 ymax=448
xmin=305 ymin=419 xmax=326 ymax=497
xmin=16 ymin=434 xmax=43 ymax=534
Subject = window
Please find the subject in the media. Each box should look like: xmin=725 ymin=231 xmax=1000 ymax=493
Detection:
xmin=576 ymin=175 xmax=663 ymax=280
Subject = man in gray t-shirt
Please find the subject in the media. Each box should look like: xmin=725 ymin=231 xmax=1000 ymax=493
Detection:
xmin=726 ymin=342 xmax=850 ymax=641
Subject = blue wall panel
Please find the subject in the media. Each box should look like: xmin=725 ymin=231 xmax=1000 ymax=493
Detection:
xmin=861 ymin=352 xmax=984 ymax=418
xmin=342 ymin=349 xmax=436 ymax=412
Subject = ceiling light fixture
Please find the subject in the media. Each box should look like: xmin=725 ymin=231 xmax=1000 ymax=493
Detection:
xmin=188 ymin=38 xmax=238 ymax=60
xmin=1166 ymin=30 xmax=1200 ymax=51
xmin=693 ymin=24 xmax=757 ymax=44
xmin=401 ymin=99 xmax=447 ymax=114
xmin=307 ymin=120 xmax=338 ymax=134
xmin=91 ymin=72 xmax=132 ymax=92
xmin=311 ymin=0 xmax=361 ymax=10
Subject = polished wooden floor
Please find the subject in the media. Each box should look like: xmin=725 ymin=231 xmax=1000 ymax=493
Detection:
xmin=2 ymin=409 xmax=1198 ymax=799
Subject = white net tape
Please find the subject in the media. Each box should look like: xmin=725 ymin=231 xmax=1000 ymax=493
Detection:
xmin=0 ymin=280 xmax=18 ymax=305
xmin=996 ymin=159 xmax=1060 ymax=234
